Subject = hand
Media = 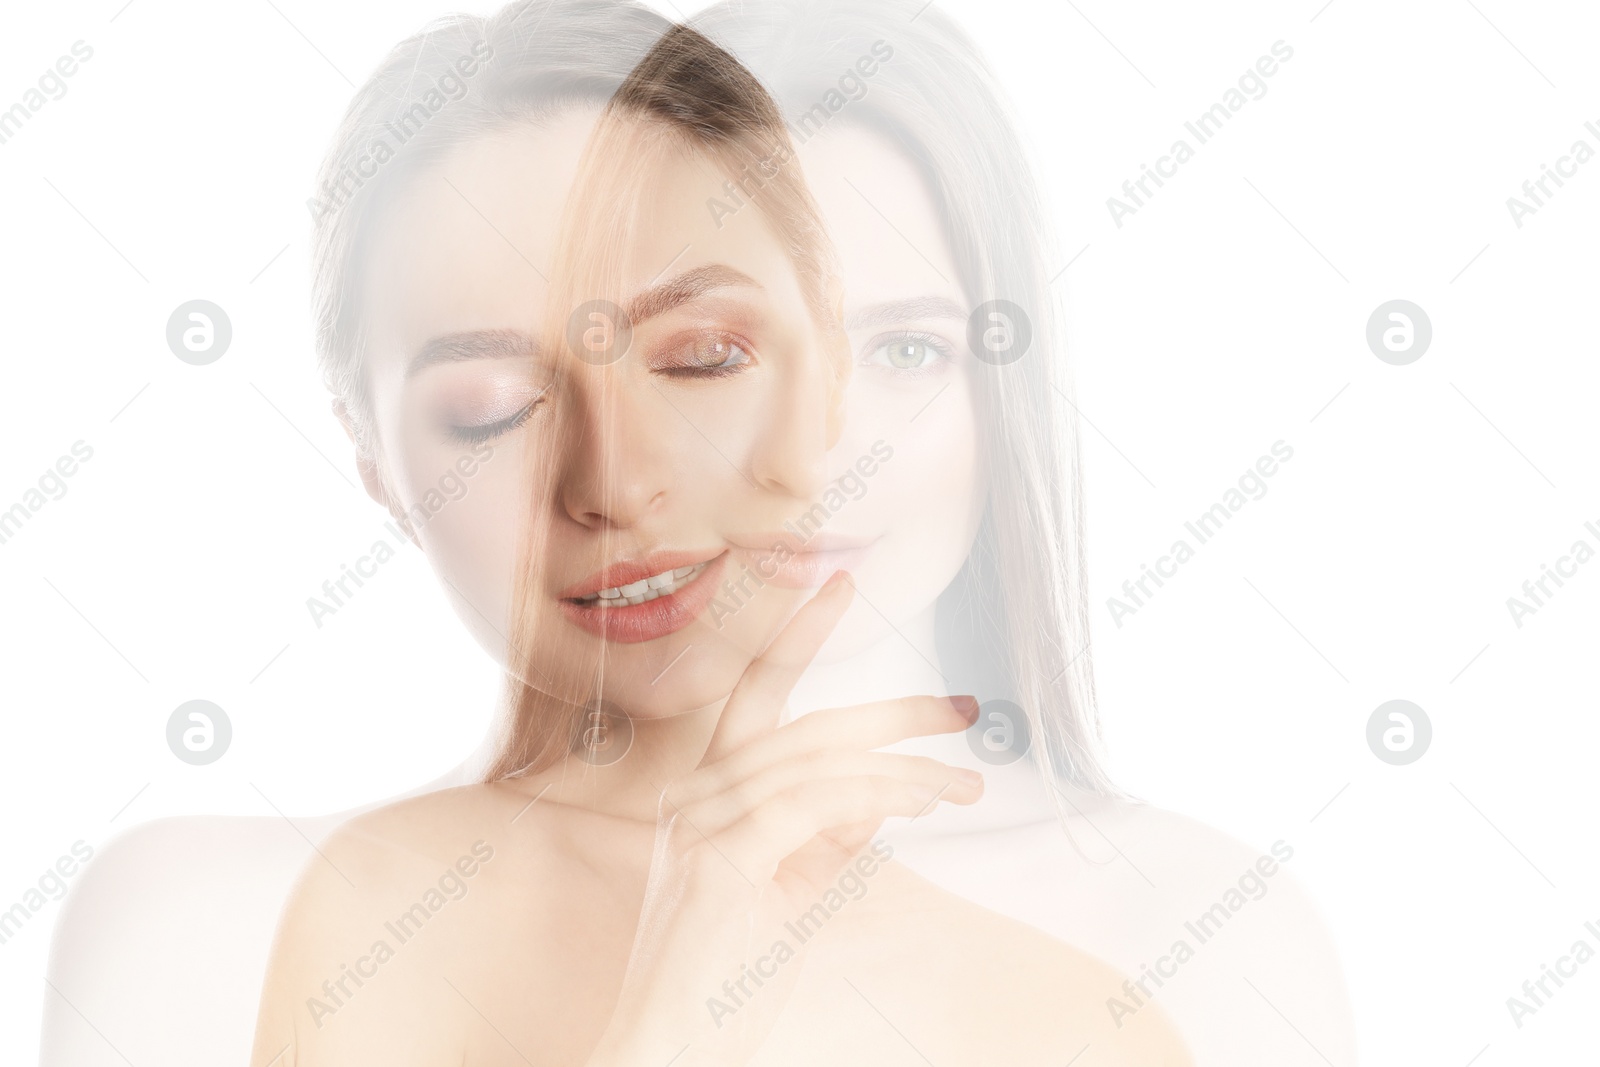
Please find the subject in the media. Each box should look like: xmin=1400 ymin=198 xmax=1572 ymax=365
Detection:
xmin=585 ymin=573 xmax=982 ymax=1067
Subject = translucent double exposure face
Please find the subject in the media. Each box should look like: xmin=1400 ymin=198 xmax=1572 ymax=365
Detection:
xmin=354 ymin=73 xmax=988 ymax=740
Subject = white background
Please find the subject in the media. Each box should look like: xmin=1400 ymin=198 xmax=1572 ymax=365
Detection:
xmin=0 ymin=0 xmax=1595 ymax=1063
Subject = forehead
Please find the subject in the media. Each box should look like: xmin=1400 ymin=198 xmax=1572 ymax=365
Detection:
xmin=795 ymin=122 xmax=964 ymax=308
xmin=360 ymin=109 xmax=592 ymax=358
xmin=360 ymin=109 xmax=810 ymax=372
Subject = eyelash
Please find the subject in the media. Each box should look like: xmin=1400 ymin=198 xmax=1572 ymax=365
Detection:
xmin=444 ymin=328 xmax=947 ymax=441
xmin=660 ymin=362 xmax=745 ymax=381
xmin=447 ymin=400 xmax=536 ymax=445
xmin=864 ymin=330 xmax=955 ymax=375
xmin=653 ymin=332 xmax=755 ymax=380
xmin=440 ymin=331 xmax=748 ymax=443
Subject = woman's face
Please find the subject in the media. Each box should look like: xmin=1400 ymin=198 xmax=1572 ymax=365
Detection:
xmin=791 ymin=123 xmax=987 ymax=662
xmin=357 ymin=111 xmax=984 ymax=718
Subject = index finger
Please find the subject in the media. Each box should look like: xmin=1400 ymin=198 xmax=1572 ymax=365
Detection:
xmin=700 ymin=570 xmax=855 ymax=765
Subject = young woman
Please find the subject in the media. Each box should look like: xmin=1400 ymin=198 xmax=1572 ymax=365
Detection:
xmin=48 ymin=2 xmax=1353 ymax=1065
xmin=243 ymin=9 xmax=1190 ymax=1063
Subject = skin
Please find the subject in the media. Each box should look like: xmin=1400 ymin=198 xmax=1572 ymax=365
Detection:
xmin=42 ymin=113 xmax=1353 ymax=1067
xmin=355 ymin=108 xmax=983 ymax=727
xmin=356 ymin=106 xmax=838 ymax=723
xmin=246 ymin=111 xmax=1190 ymax=1066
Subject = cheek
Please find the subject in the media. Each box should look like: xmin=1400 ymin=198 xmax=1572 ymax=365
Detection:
xmin=385 ymin=426 xmax=533 ymax=658
xmin=639 ymin=377 xmax=792 ymax=501
xmin=896 ymin=382 xmax=984 ymax=555
xmin=812 ymin=385 xmax=982 ymax=661
xmin=414 ymin=459 xmax=524 ymax=574
xmin=833 ymin=368 xmax=985 ymax=549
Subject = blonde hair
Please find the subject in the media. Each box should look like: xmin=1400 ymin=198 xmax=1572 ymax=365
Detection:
xmin=493 ymin=22 xmax=850 ymax=778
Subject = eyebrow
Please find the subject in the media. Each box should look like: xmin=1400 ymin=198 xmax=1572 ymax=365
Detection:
xmin=844 ymin=296 xmax=968 ymax=331
xmin=624 ymin=263 xmax=761 ymax=325
xmin=407 ymin=328 xmax=538 ymax=379
xmin=406 ymin=264 xmax=761 ymax=379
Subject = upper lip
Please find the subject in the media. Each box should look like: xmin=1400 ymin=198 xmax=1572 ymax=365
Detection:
xmin=732 ymin=531 xmax=881 ymax=556
xmin=559 ymin=549 xmax=725 ymax=600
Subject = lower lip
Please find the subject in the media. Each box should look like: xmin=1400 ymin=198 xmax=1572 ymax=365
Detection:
xmin=560 ymin=553 xmax=729 ymax=644
xmin=756 ymin=544 xmax=876 ymax=589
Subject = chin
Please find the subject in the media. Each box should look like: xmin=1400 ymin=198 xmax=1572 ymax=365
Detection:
xmin=811 ymin=599 xmax=930 ymax=665
xmin=598 ymin=674 xmax=735 ymax=720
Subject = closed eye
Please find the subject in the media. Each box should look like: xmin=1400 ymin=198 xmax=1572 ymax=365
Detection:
xmin=651 ymin=331 xmax=755 ymax=380
xmin=447 ymin=397 xmax=540 ymax=444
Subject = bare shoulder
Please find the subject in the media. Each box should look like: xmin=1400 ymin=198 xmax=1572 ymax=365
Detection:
xmin=904 ymin=787 xmax=1343 ymax=958
xmin=1025 ymin=791 xmax=1356 ymax=1066
xmin=44 ymin=786 xmax=545 ymax=1067
xmin=50 ymin=814 xmax=308 ymax=956
xmin=248 ymin=781 xmax=554 ymax=1066
xmin=888 ymin=788 xmax=1356 ymax=1065
xmin=853 ymin=864 xmax=1193 ymax=1065
xmin=283 ymin=782 xmax=526 ymax=881
xmin=44 ymin=815 xmax=332 ymax=1067
xmin=1052 ymin=791 xmax=1342 ymax=965
xmin=977 ymin=902 xmax=1192 ymax=1065
xmin=1064 ymin=789 xmax=1293 ymax=869
xmin=254 ymin=780 xmax=544 ymax=976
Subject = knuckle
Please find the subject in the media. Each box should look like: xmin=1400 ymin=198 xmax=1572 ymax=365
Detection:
xmin=723 ymin=778 xmax=755 ymax=813
xmin=747 ymin=805 xmax=789 ymax=843
xmin=682 ymin=843 xmax=730 ymax=888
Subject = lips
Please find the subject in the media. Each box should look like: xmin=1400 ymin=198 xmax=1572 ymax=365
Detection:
xmin=571 ymin=561 xmax=711 ymax=607
xmin=732 ymin=532 xmax=879 ymax=590
xmin=559 ymin=551 xmax=728 ymax=643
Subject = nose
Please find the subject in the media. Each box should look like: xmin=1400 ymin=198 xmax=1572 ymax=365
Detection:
xmin=555 ymin=373 xmax=670 ymax=530
xmin=748 ymin=323 xmax=849 ymax=498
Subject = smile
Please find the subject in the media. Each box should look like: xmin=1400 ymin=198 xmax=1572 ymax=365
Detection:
xmin=559 ymin=551 xmax=729 ymax=644
xmin=572 ymin=562 xmax=710 ymax=607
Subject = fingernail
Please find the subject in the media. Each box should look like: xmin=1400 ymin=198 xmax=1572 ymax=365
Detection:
xmin=950 ymin=695 xmax=979 ymax=723
xmin=953 ymin=767 xmax=984 ymax=788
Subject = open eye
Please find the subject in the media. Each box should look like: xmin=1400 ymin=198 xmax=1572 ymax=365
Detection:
xmin=863 ymin=331 xmax=953 ymax=372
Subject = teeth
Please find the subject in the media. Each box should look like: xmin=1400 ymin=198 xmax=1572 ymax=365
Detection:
xmin=579 ymin=563 xmax=708 ymax=607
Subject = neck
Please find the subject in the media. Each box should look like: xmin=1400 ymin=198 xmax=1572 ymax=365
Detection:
xmin=786 ymin=603 xmax=947 ymax=717
xmin=444 ymin=604 xmax=954 ymax=817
